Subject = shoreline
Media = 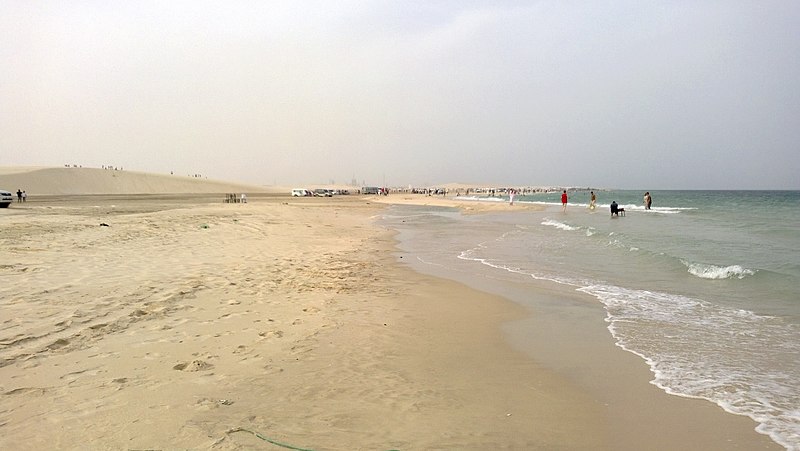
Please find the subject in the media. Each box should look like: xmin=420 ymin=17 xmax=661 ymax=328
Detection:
xmin=380 ymin=197 xmax=783 ymax=450
xmin=417 ymin=266 xmax=781 ymax=450
xmin=0 ymin=194 xmax=783 ymax=449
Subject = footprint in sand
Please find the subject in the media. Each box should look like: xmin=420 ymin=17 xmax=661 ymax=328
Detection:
xmin=47 ymin=338 xmax=71 ymax=350
xmin=4 ymin=387 xmax=48 ymax=396
xmin=173 ymin=359 xmax=214 ymax=372
xmin=195 ymin=397 xmax=235 ymax=411
xmin=258 ymin=330 xmax=284 ymax=339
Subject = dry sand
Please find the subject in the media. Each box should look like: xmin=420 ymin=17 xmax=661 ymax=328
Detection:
xmin=369 ymin=193 xmax=545 ymax=214
xmin=0 ymin=168 xmax=781 ymax=450
xmin=0 ymin=193 xmax=602 ymax=450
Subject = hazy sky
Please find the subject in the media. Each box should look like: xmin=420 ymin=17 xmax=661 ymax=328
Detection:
xmin=2 ymin=1 xmax=799 ymax=189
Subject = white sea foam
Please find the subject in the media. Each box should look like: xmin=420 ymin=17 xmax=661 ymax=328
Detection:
xmin=683 ymin=261 xmax=756 ymax=279
xmin=578 ymin=283 xmax=800 ymax=451
xmin=541 ymin=218 xmax=579 ymax=231
xmin=617 ymin=205 xmax=691 ymax=214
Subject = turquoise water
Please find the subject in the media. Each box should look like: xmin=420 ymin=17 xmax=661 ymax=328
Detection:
xmin=380 ymin=190 xmax=800 ymax=450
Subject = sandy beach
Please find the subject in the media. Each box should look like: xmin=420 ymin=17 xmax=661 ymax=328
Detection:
xmin=0 ymin=168 xmax=781 ymax=450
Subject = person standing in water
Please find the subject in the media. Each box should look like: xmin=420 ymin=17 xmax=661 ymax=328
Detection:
xmin=590 ymin=191 xmax=596 ymax=210
xmin=561 ymin=190 xmax=568 ymax=212
xmin=644 ymin=192 xmax=652 ymax=210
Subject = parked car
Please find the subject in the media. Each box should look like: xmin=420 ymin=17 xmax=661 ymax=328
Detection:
xmin=0 ymin=190 xmax=13 ymax=208
xmin=291 ymin=188 xmax=312 ymax=197
xmin=313 ymin=189 xmax=332 ymax=197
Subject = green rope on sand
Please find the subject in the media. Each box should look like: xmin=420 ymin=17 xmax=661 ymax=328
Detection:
xmin=227 ymin=427 xmax=316 ymax=451
xmin=226 ymin=427 xmax=401 ymax=451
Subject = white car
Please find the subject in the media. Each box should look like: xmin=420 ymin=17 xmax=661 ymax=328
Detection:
xmin=291 ymin=188 xmax=312 ymax=197
xmin=0 ymin=190 xmax=13 ymax=208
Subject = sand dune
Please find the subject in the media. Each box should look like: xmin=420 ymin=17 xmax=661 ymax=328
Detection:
xmin=0 ymin=166 xmax=278 ymax=195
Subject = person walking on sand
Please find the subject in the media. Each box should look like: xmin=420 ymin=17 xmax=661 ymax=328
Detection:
xmin=561 ymin=190 xmax=568 ymax=212
xmin=590 ymin=191 xmax=596 ymax=210
xmin=644 ymin=192 xmax=652 ymax=210
xmin=509 ymin=189 xmax=515 ymax=206
xmin=22 ymin=191 xmax=26 ymax=202
xmin=16 ymin=189 xmax=22 ymax=203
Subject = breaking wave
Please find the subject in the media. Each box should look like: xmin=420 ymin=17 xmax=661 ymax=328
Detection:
xmin=541 ymin=218 xmax=579 ymax=231
xmin=683 ymin=261 xmax=756 ymax=279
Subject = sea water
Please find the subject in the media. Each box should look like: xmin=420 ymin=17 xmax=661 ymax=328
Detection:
xmin=379 ymin=190 xmax=800 ymax=450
